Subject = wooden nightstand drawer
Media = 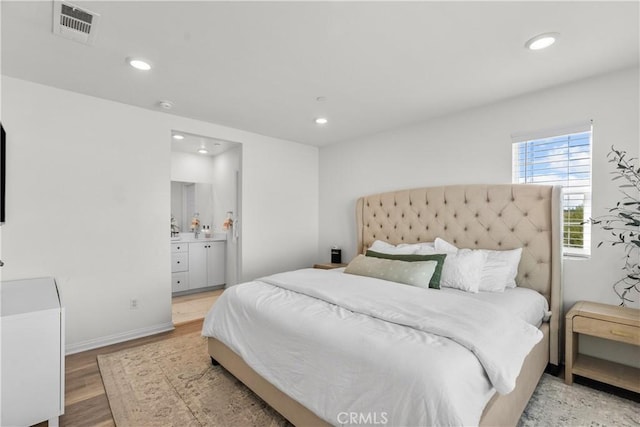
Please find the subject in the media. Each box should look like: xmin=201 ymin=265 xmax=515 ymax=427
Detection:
xmin=573 ymin=316 xmax=640 ymax=346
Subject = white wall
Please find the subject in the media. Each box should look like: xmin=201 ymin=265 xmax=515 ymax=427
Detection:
xmin=319 ymin=67 xmax=639 ymax=365
xmin=211 ymin=146 xmax=242 ymax=286
xmin=1 ymin=76 xmax=318 ymax=352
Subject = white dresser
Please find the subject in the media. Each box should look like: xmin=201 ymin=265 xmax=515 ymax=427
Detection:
xmin=1 ymin=277 xmax=65 ymax=427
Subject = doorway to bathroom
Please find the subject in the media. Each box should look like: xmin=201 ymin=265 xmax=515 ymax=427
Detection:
xmin=169 ymin=130 xmax=242 ymax=325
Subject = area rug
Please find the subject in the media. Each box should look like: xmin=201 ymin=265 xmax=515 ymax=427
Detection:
xmin=99 ymin=332 xmax=639 ymax=426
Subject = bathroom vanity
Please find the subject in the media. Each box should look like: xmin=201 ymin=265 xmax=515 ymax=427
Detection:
xmin=171 ymin=233 xmax=226 ymax=294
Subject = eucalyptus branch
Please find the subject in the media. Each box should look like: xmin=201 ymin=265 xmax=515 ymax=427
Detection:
xmin=587 ymin=146 xmax=640 ymax=306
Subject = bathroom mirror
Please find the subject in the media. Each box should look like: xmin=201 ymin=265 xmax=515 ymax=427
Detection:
xmin=171 ymin=181 xmax=214 ymax=232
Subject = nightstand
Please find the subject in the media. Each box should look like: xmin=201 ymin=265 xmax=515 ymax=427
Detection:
xmin=313 ymin=263 xmax=347 ymax=270
xmin=565 ymin=301 xmax=640 ymax=393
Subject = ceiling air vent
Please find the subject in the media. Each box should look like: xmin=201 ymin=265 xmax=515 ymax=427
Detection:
xmin=52 ymin=0 xmax=100 ymax=45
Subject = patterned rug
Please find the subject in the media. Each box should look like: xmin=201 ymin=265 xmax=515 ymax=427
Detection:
xmin=98 ymin=332 xmax=639 ymax=426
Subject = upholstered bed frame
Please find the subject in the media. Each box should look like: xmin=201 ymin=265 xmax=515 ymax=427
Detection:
xmin=208 ymin=184 xmax=563 ymax=426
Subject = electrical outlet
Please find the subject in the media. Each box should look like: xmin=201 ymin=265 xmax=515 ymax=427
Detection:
xmin=130 ymin=298 xmax=138 ymax=309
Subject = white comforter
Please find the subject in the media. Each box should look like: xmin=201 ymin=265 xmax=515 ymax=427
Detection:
xmin=202 ymin=268 xmax=542 ymax=426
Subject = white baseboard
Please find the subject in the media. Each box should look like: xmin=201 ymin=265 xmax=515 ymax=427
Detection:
xmin=65 ymin=321 xmax=175 ymax=355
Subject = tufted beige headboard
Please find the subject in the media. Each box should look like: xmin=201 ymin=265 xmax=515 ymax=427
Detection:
xmin=356 ymin=184 xmax=563 ymax=365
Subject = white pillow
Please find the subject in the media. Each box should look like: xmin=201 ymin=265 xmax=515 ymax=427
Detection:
xmin=434 ymin=238 xmax=522 ymax=292
xmin=438 ymin=249 xmax=487 ymax=293
xmin=415 ymin=244 xmax=487 ymax=293
xmin=368 ymin=240 xmax=434 ymax=255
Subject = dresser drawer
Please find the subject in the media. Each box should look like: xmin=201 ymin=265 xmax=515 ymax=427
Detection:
xmin=573 ymin=316 xmax=640 ymax=346
xmin=171 ymin=253 xmax=189 ymax=273
xmin=171 ymin=243 xmax=188 ymax=253
xmin=171 ymin=273 xmax=189 ymax=292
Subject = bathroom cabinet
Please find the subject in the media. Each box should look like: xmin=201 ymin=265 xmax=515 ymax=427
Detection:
xmin=171 ymin=238 xmax=225 ymax=293
xmin=188 ymin=241 xmax=225 ymax=289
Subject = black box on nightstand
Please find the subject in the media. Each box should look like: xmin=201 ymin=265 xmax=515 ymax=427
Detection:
xmin=331 ymin=248 xmax=342 ymax=264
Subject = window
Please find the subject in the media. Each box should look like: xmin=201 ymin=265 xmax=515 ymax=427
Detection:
xmin=512 ymin=123 xmax=592 ymax=256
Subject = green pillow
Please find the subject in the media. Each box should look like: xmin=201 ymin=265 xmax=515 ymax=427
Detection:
xmin=365 ymin=250 xmax=447 ymax=289
xmin=344 ymin=255 xmax=437 ymax=289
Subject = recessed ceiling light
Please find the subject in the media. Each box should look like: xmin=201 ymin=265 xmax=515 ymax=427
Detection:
xmin=172 ymin=134 xmax=184 ymax=140
xmin=316 ymin=96 xmax=327 ymax=102
xmin=525 ymin=33 xmax=559 ymax=51
xmin=198 ymin=147 xmax=209 ymax=154
xmin=315 ymin=117 xmax=328 ymax=125
xmin=127 ymin=58 xmax=152 ymax=71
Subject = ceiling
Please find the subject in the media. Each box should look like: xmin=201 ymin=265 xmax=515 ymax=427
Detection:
xmin=2 ymin=1 xmax=638 ymax=147
xmin=171 ymin=131 xmax=239 ymax=157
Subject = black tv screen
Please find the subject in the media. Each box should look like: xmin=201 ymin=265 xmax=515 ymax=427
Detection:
xmin=1 ymin=123 xmax=5 ymax=223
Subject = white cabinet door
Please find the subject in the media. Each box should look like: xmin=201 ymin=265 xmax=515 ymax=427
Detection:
xmin=188 ymin=242 xmax=208 ymax=289
xmin=171 ymin=272 xmax=189 ymax=292
xmin=1 ymin=278 xmax=64 ymax=427
xmin=207 ymin=242 xmax=226 ymax=286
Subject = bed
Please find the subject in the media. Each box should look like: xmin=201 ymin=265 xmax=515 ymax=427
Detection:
xmin=203 ymin=184 xmax=563 ymax=426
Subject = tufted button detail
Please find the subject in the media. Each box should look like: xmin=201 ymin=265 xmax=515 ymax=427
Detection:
xmin=475 ymin=240 xmax=478 ymax=245
xmin=464 ymin=200 xmax=468 ymax=204
xmin=498 ymin=213 xmax=502 ymax=217
xmin=380 ymin=224 xmax=383 ymax=229
xmin=380 ymin=202 xmax=383 ymax=207
xmin=538 ymin=228 xmax=543 ymax=233
xmin=486 ymin=227 xmax=490 ymax=231
xmin=453 ymin=239 xmax=457 ymax=244
xmin=453 ymin=213 xmax=457 ymax=218
xmin=511 ymin=198 xmax=515 ymax=202
xmin=464 ymin=227 xmax=468 ymax=231
xmin=444 ymin=200 xmax=447 ymax=204
xmin=475 ymin=213 xmax=479 ymax=217
xmin=426 ymin=226 xmax=429 ymax=230
xmin=524 ymin=212 xmax=528 ymax=217
xmin=401 ymin=236 xmax=404 ymax=241
xmin=435 ymin=213 xmax=438 ymax=218
xmin=524 ymin=273 xmax=529 ymax=278
xmin=402 ymin=213 xmax=405 ymax=218
xmin=444 ymin=225 xmax=447 ymax=230
xmin=387 ymin=213 xmax=390 ymax=218
xmin=394 ymin=202 xmax=397 ymax=206
xmin=387 ymin=236 xmax=389 ymax=240
xmin=524 ymin=242 xmax=529 ymax=247
xmin=409 ymin=225 xmax=412 ymax=230
xmin=511 ymin=227 xmax=515 ymax=232
xmin=373 ymin=213 xmax=376 ymax=218
xmin=373 ymin=234 xmax=376 ymax=238
xmin=418 ymin=213 xmax=421 ymax=218
xmin=498 ymin=242 xmax=502 ymax=246
xmin=367 ymin=203 xmax=370 ymax=207
xmin=409 ymin=201 xmax=412 ymax=206
xmin=367 ymin=224 xmax=370 ymax=227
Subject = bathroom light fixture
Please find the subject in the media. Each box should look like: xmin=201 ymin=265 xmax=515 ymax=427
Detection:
xmin=525 ymin=33 xmax=559 ymax=50
xmin=315 ymin=117 xmax=328 ymax=125
xmin=127 ymin=57 xmax=152 ymax=71
xmin=172 ymin=134 xmax=184 ymax=140
xmin=198 ymin=146 xmax=209 ymax=154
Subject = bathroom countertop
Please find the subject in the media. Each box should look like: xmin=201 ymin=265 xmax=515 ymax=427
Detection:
xmin=171 ymin=232 xmax=227 ymax=243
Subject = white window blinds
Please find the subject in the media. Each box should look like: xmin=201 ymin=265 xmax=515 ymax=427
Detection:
xmin=512 ymin=122 xmax=592 ymax=256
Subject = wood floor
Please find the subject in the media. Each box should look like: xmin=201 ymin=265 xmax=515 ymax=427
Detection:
xmin=35 ymin=320 xmax=204 ymax=427
xmin=172 ymin=289 xmax=223 ymax=325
